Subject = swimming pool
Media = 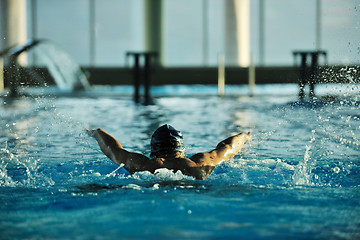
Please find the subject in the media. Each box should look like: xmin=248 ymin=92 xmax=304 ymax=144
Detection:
xmin=1 ymin=84 xmax=359 ymax=239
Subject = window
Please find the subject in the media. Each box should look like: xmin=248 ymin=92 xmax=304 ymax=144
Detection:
xmin=25 ymin=0 xmax=360 ymax=67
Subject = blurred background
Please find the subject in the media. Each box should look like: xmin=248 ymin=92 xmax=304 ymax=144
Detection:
xmin=0 ymin=0 xmax=359 ymax=86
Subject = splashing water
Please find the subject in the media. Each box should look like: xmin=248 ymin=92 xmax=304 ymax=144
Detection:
xmin=33 ymin=41 xmax=90 ymax=91
xmin=292 ymin=130 xmax=317 ymax=186
xmin=14 ymin=40 xmax=91 ymax=92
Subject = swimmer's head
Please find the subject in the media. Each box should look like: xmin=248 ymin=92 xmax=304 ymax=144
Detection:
xmin=150 ymin=124 xmax=185 ymax=158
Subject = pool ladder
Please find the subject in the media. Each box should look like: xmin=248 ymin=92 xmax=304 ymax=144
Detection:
xmin=126 ymin=52 xmax=158 ymax=105
xmin=293 ymin=50 xmax=327 ymax=99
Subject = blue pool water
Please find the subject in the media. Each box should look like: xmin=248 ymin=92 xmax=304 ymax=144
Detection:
xmin=1 ymin=84 xmax=359 ymax=239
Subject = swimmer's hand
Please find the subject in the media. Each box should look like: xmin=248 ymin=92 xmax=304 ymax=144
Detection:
xmin=245 ymin=132 xmax=252 ymax=142
xmin=85 ymin=128 xmax=97 ymax=137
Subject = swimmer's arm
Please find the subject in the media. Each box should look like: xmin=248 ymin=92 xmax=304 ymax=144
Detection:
xmin=86 ymin=128 xmax=128 ymax=165
xmin=86 ymin=128 xmax=156 ymax=173
xmin=188 ymin=132 xmax=252 ymax=179
xmin=213 ymin=132 xmax=252 ymax=163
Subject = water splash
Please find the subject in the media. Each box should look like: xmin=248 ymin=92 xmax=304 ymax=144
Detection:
xmin=292 ymin=130 xmax=317 ymax=186
xmin=105 ymin=164 xmax=124 ymax=178
xmin=133 ymin=168 xmax=194 ymax=181
xmin=0 ymin=147 xmax=17 ymax=187
xmin=33 ymin=41 xmax=90 ymax=91
xmin=0 ymin=145 xmax=55 ymax=188
xmin=8 ymin=40 xmax=91 ymax=92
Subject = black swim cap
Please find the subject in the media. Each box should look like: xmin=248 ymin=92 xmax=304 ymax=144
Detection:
xmin=150 ymin=124 xmax=185 ymax=158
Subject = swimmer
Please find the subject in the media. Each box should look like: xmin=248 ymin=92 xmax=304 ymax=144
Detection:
xmin=86 ymin=124 xmax=252 ymax=180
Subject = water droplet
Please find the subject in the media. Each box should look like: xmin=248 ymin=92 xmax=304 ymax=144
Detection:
xmin=333 ymin=167 xmax=341 ymax=174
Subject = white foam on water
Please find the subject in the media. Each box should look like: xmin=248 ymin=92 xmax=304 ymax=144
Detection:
xmin=132 ymin=168 xmax=194 ymax=181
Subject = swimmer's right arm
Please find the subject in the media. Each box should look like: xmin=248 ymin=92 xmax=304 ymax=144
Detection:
xmin=86 ymin=128 xmax=157 ymax=173
xmin=86 ymin=128 xmax=126 ymax=165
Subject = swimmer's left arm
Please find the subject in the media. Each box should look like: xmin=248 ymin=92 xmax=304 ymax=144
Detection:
xmin=213 ymin=132 xmax=252 ymax=163
xmin=186 ymin=132 xmax=252 ymax=180
xmin=191 ymin=132 xmax=252 ymax=166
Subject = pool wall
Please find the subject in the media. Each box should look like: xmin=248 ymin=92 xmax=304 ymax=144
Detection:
xmin=2 ymin=65 xmax=359 ymax=88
